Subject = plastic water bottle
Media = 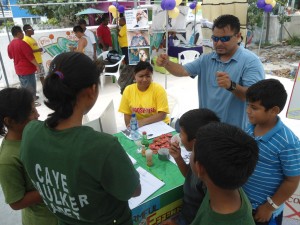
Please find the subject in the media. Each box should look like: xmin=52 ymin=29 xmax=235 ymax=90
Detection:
xmin=130 ymin=113 xmax=139 ymax=140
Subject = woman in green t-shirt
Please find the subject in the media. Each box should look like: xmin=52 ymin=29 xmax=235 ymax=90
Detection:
xmin=20 ymin=52 xmax=141 ymax=225
xmin=0 ymin=88 xmax=58 ymax=225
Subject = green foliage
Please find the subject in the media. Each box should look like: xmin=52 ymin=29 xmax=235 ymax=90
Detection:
xmin=287 ymin=36 xmax=300 ymax=46
xmin=0 ymin=20 xmax=15 ymax=30
xmin=247 ymin=0 xmax=264 ymax=31
xmin=17 ymin=0 xmax=91 ymax=26
xmin=43 ymin=18 xmax=59 ymax=26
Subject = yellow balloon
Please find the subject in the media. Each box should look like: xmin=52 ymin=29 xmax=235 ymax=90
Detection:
xmin=175 ymin=0 xmax=182 ymax=6
xmin=108 ymin=5 xmax=116 ymax=13
xmin=265 ymin=0 xmax=273 ymax=4
xmin=168 ymin=7 xmax=180 ymax=19
xmin=271 ymin=0 xmax=276 ymax=7
xmin=196 ymin=2 xmax=202 ymax=11
xmin=112 ymin=11 xmax=119 ymax=18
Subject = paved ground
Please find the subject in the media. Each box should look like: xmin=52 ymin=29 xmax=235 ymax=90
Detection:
xmin=1 ymin=68 xmax=300 ymax=224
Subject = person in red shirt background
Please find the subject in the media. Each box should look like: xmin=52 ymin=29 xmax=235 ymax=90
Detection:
xmin=96 ymin=15 xmax=112 ymax=51
xmin=7 ymin=26 xmax=40 ymax=105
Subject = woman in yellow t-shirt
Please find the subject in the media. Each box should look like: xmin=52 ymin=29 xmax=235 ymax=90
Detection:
xmin=119 ymin=61 xmax=170 ymax=127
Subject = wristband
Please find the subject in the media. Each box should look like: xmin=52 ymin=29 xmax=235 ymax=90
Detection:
xmin=267 ymin=197 xmax=279 ymax=209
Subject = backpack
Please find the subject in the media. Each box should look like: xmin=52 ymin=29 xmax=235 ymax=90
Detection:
xmin=118 ymin=65 xmax=135 ymax=94
xmin=107 ymin=50 xmax=122 ymax=64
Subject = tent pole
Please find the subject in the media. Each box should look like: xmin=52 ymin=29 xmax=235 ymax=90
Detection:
xmin=165 ymin=10 xmax=168 ymax=89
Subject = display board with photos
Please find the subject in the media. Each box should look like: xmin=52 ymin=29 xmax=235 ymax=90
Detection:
xmin=125 ymin=9 xmax=151 ymax=65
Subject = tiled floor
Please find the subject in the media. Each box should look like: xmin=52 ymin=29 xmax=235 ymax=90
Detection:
xmin=1 ymin=71 xmax=300 ymax=224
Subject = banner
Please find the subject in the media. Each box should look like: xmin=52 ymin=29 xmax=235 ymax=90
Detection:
xmin=286 ymin=63 xmax=300 ymax=120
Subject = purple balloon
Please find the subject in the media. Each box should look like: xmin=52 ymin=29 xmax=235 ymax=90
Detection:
xmin=189 ymin=2 xmax=196 ymax=10
xmin=256 ymin=0 xmax=265 ymax=9
xmin=164 ymin=0 xmax=176 ymax=10
xmin=112 ymin=2 xmax=119 ymax=8
xmin=118 ymin=5 xmax=125 ymax=13
xmin=161 ymin=0 xmax=166 ymax=10
xmin=264 ymin=4 xmax=273 ymax=12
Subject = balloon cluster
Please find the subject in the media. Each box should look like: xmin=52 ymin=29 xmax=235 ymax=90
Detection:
xmin=108 ymin=2 xmax=125 ymax=18
xmin=256 ymin=0 xmax=276 ymax=13
xmin=189 ymin=1 xmax=202 ymax=15
xmin=161 ymin=0 xmax=182 ymax=19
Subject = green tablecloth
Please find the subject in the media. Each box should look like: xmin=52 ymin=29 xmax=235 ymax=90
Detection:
xmin=114 ymin=132 xmax=185 ymax=203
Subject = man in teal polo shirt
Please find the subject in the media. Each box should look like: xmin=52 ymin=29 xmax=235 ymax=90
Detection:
xmin=156 ymin=14 xmax=264 ymax=130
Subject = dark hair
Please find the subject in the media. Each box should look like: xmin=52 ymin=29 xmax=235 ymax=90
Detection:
xmin=44 ymin=52 xmax=101 ymax=128
xmin=11 ymin=26 xmax=22 ymax=37
xmin=246 ymin=79 xmax=287 ymax=112
xmin=194 ymin=122 xmax=258 ymax=190
xmin=119 ymin=17 xmax=126 ymax=22
xmin=212 ymin=14 xmax=240 ymax=34
xmin=134 ymin=61 xmax=153 ymax=74
xmin=23 ymin=24 xmax=31 ymax=32
xmin=0 ymin=88 xmax=34 ymax=136
xmin=78 ymin=19 xmax=87 ymax=25
xmin=179 ymin=109 xmax=220 ymax=141
xmin=101 ymin=14 xmax=109 ymax=23
xmin=73 ymin=25 xmax=84 ymax=33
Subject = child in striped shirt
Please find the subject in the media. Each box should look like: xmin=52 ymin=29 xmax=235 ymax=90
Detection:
xmin=243 ymin=79 xmax=300 ymax=225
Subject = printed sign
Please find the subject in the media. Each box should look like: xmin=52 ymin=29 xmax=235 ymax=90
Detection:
xmin=286 ymin=63 xmax=300 ymax=120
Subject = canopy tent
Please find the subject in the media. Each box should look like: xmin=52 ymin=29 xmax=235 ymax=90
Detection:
xmin=75 ymin=8 xmax=106 ymax=16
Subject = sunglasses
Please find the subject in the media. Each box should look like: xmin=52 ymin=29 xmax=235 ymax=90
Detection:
xmin=26 ymin=28 xmax=34 ymax=31
xmin=211 ymin=34 xmax=236 ymax=43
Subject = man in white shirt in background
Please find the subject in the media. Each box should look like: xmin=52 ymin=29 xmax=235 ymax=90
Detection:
xmin=78 ymin=19 xmax=97 ymax=60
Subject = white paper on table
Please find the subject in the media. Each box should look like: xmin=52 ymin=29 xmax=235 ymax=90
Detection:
xmin=121 ymin=121 xmax=175 ymax=140
xmin=127 ymin=153 xmax=137 ymax=165
xmin=138 ymin=121 xmax=175 ymax=139
xmin=129 ymin=167 xmax=165 ymax=209
xmin=169 ymin=146 xmax=191 ymax=165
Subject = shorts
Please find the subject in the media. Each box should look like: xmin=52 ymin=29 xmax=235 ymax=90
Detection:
xmin=36 ymin=63 xmax=45 ymax=78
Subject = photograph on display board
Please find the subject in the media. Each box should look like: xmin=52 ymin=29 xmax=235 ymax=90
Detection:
xmin=152 ymin=5 xmax=189 ymax=32
xmin=128 ymin=30 xmax=150 ymax=47
xmin=125 ymin=9 xmax=149 ymax=30
xmin=129 ymin=47 xmax=150 ymax=65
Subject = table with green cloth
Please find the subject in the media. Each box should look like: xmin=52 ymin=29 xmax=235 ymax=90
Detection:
xmin=114 ymin=132 xmax=185 ymax=225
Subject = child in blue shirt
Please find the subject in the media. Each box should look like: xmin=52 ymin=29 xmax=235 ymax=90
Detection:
xmin=243 ymin=79 xmax=300 ymax=225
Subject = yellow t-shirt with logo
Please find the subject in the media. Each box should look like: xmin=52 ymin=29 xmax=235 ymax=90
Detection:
xmin=23 ymin=36 xmax=42 ymax=64
xmin=119 ymin=82 xmax=170 ymax=124
xmin=118 ymin=25 xmax=128 ymax=48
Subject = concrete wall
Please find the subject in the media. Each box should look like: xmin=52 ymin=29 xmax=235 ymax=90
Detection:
xmin=252 ymin=15 xmax=300 ymax=44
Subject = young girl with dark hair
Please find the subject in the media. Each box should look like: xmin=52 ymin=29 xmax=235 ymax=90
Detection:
xmin=0 ymin=88 xmax=57 ymax=225
xmin=20 ymin=52 xmax=141 ymax=225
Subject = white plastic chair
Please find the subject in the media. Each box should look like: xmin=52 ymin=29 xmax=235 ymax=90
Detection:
xmin=178 ymin=50 xmax=200 ymax=65
xmin=83 ymin=100 xmax=117 ymax=134
xmin=100 ymin=55 xmax=125 ymax=89
xmin=167 ymin=93 xmax=180 ymax=129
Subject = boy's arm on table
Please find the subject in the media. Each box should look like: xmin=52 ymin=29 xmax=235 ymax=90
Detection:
xmin=254 ymin=175 xmax=300 ymax=223
xmin=10 ymin=190 xmax=42 ymax=210
xmin=169 ymin=142 xmax=189 ymax=177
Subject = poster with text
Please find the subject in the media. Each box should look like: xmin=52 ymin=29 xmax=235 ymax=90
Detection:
xmin=125 ymin=9 xmax=149 ymax=30
xmin=129 ymin=47 xmax=150 ymax=65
